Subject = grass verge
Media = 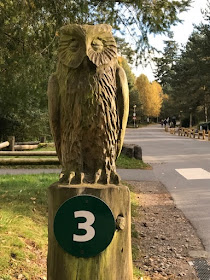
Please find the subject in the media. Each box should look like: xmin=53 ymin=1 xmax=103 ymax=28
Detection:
xmin=0 ymin=174 xmax=57 ymax=280
xmin=0 ymin=174 xmax=148 ymax=279
xmin=116 ymin=154 xmax=150 ymax=169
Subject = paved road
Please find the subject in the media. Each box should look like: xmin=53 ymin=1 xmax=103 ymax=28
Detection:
xmin=124 ymin=124 xmax=210 ymax=254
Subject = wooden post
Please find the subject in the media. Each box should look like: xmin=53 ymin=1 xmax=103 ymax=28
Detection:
xmin=8 ymin=136 xmax=15 ymax=151
xmin=208 ymin=131 xmax=210 ymax=141
xmin=48 ymin=183 xmax=133 ymax=280
xmin=203 ymin=130 xmax=206 ymax=140
xmin=40 ymin=136 xmax=46 ymax=143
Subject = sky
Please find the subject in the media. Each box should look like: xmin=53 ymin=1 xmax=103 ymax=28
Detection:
xmin=132 ymin=0 xmax=209 ymax=81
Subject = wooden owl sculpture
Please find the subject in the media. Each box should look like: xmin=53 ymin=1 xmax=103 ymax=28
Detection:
xmin=47 ymin=24 xmax=129 ymax=185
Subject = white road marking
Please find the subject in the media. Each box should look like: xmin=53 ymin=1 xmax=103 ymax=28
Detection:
xmin=175 ymin=168 xmax=210 ymax=180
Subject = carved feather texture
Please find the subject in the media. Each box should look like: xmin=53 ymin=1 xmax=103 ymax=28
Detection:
xmin=48 ymin=24 xmax=129 ymax=184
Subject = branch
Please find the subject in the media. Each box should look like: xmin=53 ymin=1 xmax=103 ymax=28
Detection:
xmin=40 ymin=35 xmax=56 ymax=54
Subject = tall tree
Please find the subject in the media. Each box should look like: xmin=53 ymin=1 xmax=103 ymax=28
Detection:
xmin=153 ymin=1 xmax=210 ymax=123
xmin=150 ymin=81 xmax=163 ymax=117
xmin=170 ymin=22 xmax=210 ymax=122
xmin=135 ymin=74 xmax=163 ymax=118
xmin=153 ymin=40 xmax=178 ymax=94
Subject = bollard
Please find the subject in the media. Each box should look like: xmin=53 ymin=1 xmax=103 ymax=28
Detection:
xmin=48 ymin=183 xmax=133 ymax=280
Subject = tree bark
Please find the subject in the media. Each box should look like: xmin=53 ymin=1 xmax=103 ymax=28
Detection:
xmin=48 ymin=183 xmax=133 ymax=280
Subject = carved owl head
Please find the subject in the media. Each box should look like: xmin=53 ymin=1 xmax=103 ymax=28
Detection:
xmin=58 ymin=24 xmax=117 ymax=68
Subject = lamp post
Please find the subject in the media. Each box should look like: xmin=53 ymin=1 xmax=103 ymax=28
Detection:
xmin=189 ymin=107 xmax=192 ymax=128
xmin=179 ymin=111 xmax=183 ymax=127
xmin=133 ymin=105 xmax=136 ymax=128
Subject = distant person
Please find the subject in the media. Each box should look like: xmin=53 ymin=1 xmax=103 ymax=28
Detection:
xmin=163 ymin=119 xmax=167 ymax=127
xmin=172 ymin=116 xmax=176 ymax=127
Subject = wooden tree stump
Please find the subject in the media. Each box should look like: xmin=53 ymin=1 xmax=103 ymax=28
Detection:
xmin=48 ymin=183 xmax=133 ymax=280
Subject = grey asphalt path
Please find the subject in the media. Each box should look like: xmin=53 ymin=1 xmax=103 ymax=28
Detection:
xmin=124 ymin=124 xmax=210 ymax=255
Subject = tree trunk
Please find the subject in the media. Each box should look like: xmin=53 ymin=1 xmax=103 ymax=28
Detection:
xmin=48 ymin=183 xmax=133 ymax=280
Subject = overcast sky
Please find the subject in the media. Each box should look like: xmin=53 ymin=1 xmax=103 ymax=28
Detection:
xmin=133 ymin=0 xmax=209 ymax=81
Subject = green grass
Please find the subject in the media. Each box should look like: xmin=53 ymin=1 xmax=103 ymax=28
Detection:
xmin=0 ymin=173 xmax=57 ymax=279
xmin=116 ymin=154 xmax=150 ymax=169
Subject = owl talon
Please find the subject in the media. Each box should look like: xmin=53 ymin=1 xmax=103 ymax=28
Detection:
xmin=77 ymin=172 xmax=85 ymax=184
xmin=59 ymin=172 xmax=64 ymax=179
xmin=59 ymin=172 xmax=68 ymax=183
xmin=68 ymin=171 xmax=76 ymax=184
xmin=94 ymin=169 xmax=102 ymax=184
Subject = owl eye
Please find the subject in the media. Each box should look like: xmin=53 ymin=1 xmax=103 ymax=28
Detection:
xmin=91 ymin=38 xmax=104 ymax=52
xmin=69 ymin=38 xmax=79 ymax=52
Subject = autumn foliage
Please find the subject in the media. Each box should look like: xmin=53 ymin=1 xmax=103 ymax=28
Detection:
xmin=135 ymin=74 xmax=163 ymax=117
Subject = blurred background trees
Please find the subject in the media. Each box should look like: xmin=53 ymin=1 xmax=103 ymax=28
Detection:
xmin=153 ymin=1 xmax=210 ymax=127
xmin=0 ymin=0 xmax=197 ymax=139
xmin=135 ymin=74 xmax=163 ymax=122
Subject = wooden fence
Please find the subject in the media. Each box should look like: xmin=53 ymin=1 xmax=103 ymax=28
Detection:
xmin=0 ymin=136 xmax=53 ymax=151
xmin=166 ymin=127 xmax=210 ymax=141
xmin=0 ymin=136 xmax=58 ymax=165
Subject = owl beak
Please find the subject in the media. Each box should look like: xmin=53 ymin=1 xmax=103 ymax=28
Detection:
xmin=84 ymin=55 xmax=96 ymax=68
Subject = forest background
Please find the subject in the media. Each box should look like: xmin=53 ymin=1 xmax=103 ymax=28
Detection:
xmin=0 ymin=0 xmax=209 ymax=141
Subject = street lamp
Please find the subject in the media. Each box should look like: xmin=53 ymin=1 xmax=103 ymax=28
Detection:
xmin=179 ymin=111 xmax=183 ymax=127
xmin=133 ymin=105 xmax=136 ymax=128
xmin=189 ymin=107 xmax=192 ymax=128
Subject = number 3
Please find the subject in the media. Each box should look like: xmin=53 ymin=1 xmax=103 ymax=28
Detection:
xmin=73 ymin=211 xmax=95 ymax=242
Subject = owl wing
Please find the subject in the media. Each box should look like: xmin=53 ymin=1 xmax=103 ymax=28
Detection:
xmin=47 ymin=74 xmax=61 ymax=162
xmin=116 ymin=65 xmax=129 ymax=158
